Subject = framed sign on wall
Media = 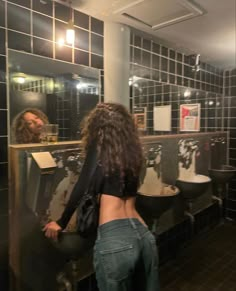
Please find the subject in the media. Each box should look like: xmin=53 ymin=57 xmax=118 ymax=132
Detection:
xmin=180 ymin=103 xmax=200 ymax=132
xmin=133 ymin=107 xmax=147 ymax=131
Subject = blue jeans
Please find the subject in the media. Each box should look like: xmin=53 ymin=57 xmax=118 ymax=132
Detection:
xmin=93 ymin=218 xmax=160 ymax=291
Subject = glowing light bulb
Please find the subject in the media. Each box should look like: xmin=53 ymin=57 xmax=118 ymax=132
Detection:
xmin=66 ymin=20 xmax=75 ymax=45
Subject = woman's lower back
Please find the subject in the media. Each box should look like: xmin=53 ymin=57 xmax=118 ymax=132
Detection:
xmin=99 ymin=194 xmax=147 ymax=226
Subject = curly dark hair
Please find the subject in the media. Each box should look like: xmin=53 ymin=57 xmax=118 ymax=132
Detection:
xmin=11 ymin=108 xmax=49 ymax=144
xmin=81 ymin=102 xmax=144 ymax=177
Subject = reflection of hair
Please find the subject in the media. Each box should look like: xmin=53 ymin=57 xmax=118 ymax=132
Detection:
xmin=81 ymin=102 xmax=143 ymax=176
xmin=11 ymin=108 xmax=49 ymax=144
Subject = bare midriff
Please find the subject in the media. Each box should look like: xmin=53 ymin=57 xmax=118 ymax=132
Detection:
xmin=99 ymin=194 xmax=147 ymax=227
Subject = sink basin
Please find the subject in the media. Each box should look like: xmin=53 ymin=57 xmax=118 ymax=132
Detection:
xmin=176 ymin=175 xmax=211 ymax=200
xmin=136 ymin=184 xmax=179 ymax=219
xmin=50 ymin=232 xmax=95 ymax=260
xmin=209 ymin=165 xmax=236 ymax=184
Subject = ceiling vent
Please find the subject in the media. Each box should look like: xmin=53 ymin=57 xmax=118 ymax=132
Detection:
xmin=114 ymin=0 xmax=205 ymax=30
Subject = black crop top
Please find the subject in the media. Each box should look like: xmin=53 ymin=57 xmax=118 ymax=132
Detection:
xmin=57 ymin=144 xmax=139 ymax=229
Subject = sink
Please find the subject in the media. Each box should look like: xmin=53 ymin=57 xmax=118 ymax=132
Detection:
xmin=136 ymin=184 xmax=179 ymax=220
xmin=209 ymin=165 xmax=236 ymax=184
xmin=49 ymin=232 xmax=95 ymax=260
xmin=176 ymin=175 xmax=211 ymax=200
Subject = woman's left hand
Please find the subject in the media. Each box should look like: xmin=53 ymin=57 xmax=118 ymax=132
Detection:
xmin=43 ymin=221 xmax=62 ymax=241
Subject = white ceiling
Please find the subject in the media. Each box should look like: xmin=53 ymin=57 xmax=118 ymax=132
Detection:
xmin=71 ymin=0 xmax=236 ymax=69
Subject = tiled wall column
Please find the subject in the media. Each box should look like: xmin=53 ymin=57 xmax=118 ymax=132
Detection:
xmin=104 ymin=22 xmax=130 ymax=108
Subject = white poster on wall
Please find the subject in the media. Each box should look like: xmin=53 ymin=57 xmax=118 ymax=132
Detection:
xmin=154 ymin=105 xmax=171 ymax=131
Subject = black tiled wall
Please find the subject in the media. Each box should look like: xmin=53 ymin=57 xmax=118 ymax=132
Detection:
xmin=0 ymin=0 xmax=104 ymax=289
xmin=130 ymin=33 xmax=224 ymax=135
xmin=1 ymin=0 xmax=236 ymax=288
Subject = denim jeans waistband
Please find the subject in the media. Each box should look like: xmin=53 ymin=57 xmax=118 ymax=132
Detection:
xmin=97 ymin=218 xmax=148 ymax=239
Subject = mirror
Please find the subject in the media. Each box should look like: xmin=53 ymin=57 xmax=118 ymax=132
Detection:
xmin=130 ymin=75 xmax=223 ymax=135
xmin=8 ymin=49 xmax=101 ymax=144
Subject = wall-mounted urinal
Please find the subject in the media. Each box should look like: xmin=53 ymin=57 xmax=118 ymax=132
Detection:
xmin=176 ymin=138 xmax=211 ymax=221
xmin=136 ymin=144 xmax=179 ymax=228
xmin=209 ymin=137 xmax=236 ymax=198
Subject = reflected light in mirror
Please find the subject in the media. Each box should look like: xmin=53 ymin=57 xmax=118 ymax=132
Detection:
xmin=12 ymin=73 xmax=26 ymax=84
xmin=57 ymin=38 xmax=65 ymax=47
xmin=66 ymin=20 xmax=75 ymax=45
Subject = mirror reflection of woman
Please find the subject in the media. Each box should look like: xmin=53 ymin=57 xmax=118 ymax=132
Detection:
xmin=11 ymin=108 xmax=49 ymax=144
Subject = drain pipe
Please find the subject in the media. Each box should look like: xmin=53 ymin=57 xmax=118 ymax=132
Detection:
xmin=184 ymin=201 xmax=195 ymax=224
xmin=212 ymin=195 xmax=223 ymax=218
xmin=184 ymin=210 xmax=195 ymax=224
xmin=212 ymin=195 xmax=223 ymax=207
xmin=57 ymin=272 xmax=72 ymax=291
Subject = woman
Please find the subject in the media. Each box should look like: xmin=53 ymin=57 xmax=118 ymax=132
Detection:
xmin=11 ymin=108 xmax=49 ymax=143
xmin=44 ymin=102 xmax=160 ymax=291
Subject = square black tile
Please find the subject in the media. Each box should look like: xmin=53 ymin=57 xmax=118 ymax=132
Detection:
xmin=177 ymin=52 xmax=183 ymax=62
xmin=0 ymin=83 xmax=6 ymax=109
xmin=55 ymin=45 xmax=72 ymax=63
xmin=152 ymin=54 xmax=160 ymax=69
xmin=54 ymin=2 xmax=70 ymax=22
xmin=133 ymin=47 xmax=141 ymax=64
xmin=33 ymin=12 xmax=53 ymax=40
xmin=8 ymin=31 xmax=31 ymax=53
xmin=0 ymin=56 xmax=6 ymax=82
xmin=134 ymin=35 xmax=141 ymax=47
xmin=0 ymin=109 xmax=7 ymax=135
xmin=33 ymin=37 xmax=53 ymax=58
xmin=74 ymin=27 xmax=89 ymax=51
xmin=142 ymin=51 xmax=151 ymax=67
xmin=91 ymin=17 xmax=103 ymax=35
xmin=32 ymin=0 xmax=53 ymax=16
xmin=161 ymin=46 xmax=168 ymax=57
xmin=91 ymin=33 xmax=103 ymax=55
xmin=169 ymin=60 xmax=175 ymax=74
xmin=152 ymin=42 xmax=160 ymax=54
xmin=0 ymin=28 xmax=5 ymax=55
xmin=7 ymin=3 xmax=31 ymax=34
xmin=177 ymin=62 xmax=182 ymax=75
xmin=169 ymin=49 xmax=175 ymax=59
xmin=55 ymin=20 xmax=67 ymax=43
xmin=8 ymin=0 xmax=30 ymax=8
xmin=74 ymin=49 xmax=89 ymax=66
xmin=74 ymin=10 xmax=89 ymax=29
xmin=143 ymin=38 xmax=151 ymax=51
xmin=161 ymin=57 xmax=168 ymax=72
xmin=0 ymin=1 xmax=5 ymax=28
xmin=91 ymin=54 xmax=103 ymax=69
xmin=0 ymin=163 xmax=8 ymax=189
xmin=0 ymin=136 xmax=7 ymax=162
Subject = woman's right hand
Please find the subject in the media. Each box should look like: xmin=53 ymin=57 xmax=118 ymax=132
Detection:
xmin=43 ymin=221 xmax=62 ymax=241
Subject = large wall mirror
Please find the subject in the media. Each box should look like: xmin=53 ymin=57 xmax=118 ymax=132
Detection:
xmin=8 ymin=49 xmax=101 ymax=144
xmin=130 ymin=75 xmax=223 ymax=135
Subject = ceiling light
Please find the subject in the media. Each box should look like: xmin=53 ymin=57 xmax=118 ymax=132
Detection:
xmin=66 ymin=1 xmax=75 ymax=45
xmin=12 ymin=73 xmax=26 ymax=84
xmin=66 ymin=19 xmax=75 ymax=45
